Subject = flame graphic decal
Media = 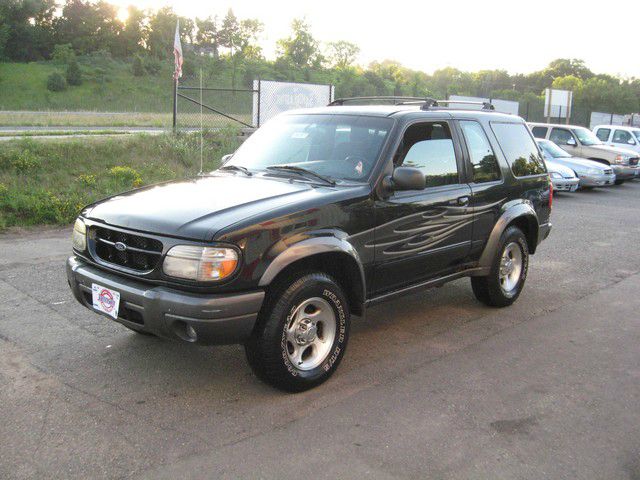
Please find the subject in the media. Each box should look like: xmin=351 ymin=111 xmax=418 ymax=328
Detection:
xmin=351 ymin=199 xmax=505 ymax=257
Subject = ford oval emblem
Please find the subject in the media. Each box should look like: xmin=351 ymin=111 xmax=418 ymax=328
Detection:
xmin=114 ymin=242 xmax=127 ymax=252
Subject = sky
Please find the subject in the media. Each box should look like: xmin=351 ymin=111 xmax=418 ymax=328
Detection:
xmin=108 ymin=0 xmax=640 ymax=78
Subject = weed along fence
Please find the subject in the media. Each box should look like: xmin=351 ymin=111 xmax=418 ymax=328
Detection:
xmin=174 ymin=79 xmax=334 ymax=132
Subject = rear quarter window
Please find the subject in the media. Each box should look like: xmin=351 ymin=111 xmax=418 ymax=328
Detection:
xmin=491 ymin=122 xmax=546 ymax=177
xmin=531 ymin=126 xmax=548 ymax=138
xmin=595 ymin=128 xmax=611 ymax=142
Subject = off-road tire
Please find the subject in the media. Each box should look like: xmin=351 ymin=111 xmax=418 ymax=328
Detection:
xmin=471 ymin=226 xmax=529 ymax=308
xmin=245 ymin=272 xmax=350 ymax=392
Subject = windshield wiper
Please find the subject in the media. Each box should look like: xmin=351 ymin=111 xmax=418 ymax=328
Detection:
xmin=266 ymin=165 xmax=335 ymax=186
xmin=219 ymin=165 xmax=252 ymax=176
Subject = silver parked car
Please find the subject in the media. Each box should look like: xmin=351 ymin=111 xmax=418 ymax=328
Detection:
xmin=536 ymin=139 xmax=616 ymax=189
xmin=544 ymin=158 xmax=579 ymax=192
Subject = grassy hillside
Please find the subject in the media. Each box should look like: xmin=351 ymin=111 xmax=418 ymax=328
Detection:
xmin=0 ymin=59 xmax=172 ymax=113
xmin=0 ymin=131 xmax=241 ymax=229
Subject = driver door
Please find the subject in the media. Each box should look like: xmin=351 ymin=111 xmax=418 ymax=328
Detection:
xmin=372 ymin=120 xmax=472 ymax=295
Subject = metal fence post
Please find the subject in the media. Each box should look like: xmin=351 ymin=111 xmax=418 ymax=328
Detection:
xmin=256 ymin=79 xmax=261 ymax=128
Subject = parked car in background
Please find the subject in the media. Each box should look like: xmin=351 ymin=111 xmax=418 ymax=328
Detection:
xmin=593 ymin=125 xmax=640 ymax=157
xmin=529 ymin=122 xmax=638 ymax=184
xmin=543 ymin=158 xmax=579 ymax=192
xmin=536 ymin=139 xmax=616 ymax=189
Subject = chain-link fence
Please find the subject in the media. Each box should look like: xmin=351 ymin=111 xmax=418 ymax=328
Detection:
xmin=175 ymin=85 xmax=255 ymax=132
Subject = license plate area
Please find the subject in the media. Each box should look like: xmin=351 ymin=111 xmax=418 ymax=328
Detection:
xmin=92 ymin=283 xmax=121 ymax=319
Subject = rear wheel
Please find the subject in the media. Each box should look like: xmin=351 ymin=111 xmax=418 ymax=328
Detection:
xmin=245 ymin=272 xmax=350 ymax=392
xmin=471 ymin=226 xmax=529 ymax=307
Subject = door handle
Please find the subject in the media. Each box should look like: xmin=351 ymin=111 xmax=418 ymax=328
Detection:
xmin=451 ymin=196 xmax=470 ymax=206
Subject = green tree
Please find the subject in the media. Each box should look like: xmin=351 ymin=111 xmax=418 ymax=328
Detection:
xmin=326 ymin=41 xmax=360 ymax=69
xmin=132 ymin=54 xmax=145 ymax=76
xmin=276 ymin=18 xmax=322 ymax=69
xmin=46 ymin=72 xmax=67 ymax=92
xmin=1 ymin=0 xmax=57 ymax=61
xmin=119 ymin=6 xmax=146 ymax=57
xmin=66 ymin=59 xmax=82 ymax=85
xmin=195 ymin=16 xmax=220 ymax=59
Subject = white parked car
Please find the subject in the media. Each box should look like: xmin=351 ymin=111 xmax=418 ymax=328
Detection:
xmin=593 ymin=125 xmax=640 ymax=156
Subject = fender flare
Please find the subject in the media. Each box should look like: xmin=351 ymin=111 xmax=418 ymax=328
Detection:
xmin=258 ymin=235 xmax=366 ymax=306
xmin=477 ymin=202 xmax=539 ymax=272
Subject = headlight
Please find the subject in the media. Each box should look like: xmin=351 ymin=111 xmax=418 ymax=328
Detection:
xmin=614 ymin=154 xmax=630 ymax=164
xmin=163 ymin=246 xmax=238 ymax=282
xmin=549 ymin=172 xmax=562 ymax=179
xmin=72 ymin=218 xmax=86 ymax=251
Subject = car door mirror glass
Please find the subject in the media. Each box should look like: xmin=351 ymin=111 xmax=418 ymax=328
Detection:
xmin=628 ymin=138 xmax=636 ymax=145
xmin=389 ymin=167 xmax=426 ymax=191
xmin=566 ymin=138 xmax=576 ymax=146
xmin=221 ymin=154 xmax=233 ymax=165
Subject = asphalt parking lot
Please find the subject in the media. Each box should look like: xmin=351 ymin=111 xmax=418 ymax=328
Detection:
xmin=1 ymin=183 xmax=640 ymax=479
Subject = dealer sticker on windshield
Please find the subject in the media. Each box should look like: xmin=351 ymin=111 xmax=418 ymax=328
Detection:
xmin=92 ymin=283 xmax=120 ymax=320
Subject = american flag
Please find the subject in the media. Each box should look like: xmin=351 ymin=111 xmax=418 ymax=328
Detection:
xmin=173 ymin=20 xmax=183 ymax=81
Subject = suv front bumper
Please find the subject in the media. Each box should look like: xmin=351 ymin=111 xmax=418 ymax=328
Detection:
xmin=66 ymin=256 xmax=264 ymax=345
xmin=611 ymin=165 xmax=637 ymax=181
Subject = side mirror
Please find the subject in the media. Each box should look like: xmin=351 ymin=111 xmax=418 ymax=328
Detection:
xmin=628 ymin=138 xmax=636 ymax=145
xmin=566 ymin=138 xmax=576 ymax=146
xmin=384 ymin=167 xmax=426 ymax=191
xmin=221 ymin=154 xmax=233 ymax=165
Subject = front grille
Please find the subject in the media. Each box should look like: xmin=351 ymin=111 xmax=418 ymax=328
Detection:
xmin=630 ymin=157 xmax=638 ymax=166
xmin=92 ymin=226 xmax=163 ymax=272
xmin=604 ymin=168 xmax=613 ymax=175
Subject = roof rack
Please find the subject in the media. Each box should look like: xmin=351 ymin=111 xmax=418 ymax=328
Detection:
xmin=328 ymin=96 xmax=495 ymax=111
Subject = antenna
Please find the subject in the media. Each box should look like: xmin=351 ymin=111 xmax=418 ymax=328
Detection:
xmin=198 ymin=68 xmax=204 ymax=175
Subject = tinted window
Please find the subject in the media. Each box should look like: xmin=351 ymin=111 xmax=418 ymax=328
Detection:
xmin=460 ymin=121 xmax=501 ymax=183
xmin=595 ymin=128 xmax=611 ymax=142
xmin=613 ymin=129 xmax=635 ymax=144
xmin=531 ymin=126 xmax=548 ymax=138
xmin=549 ymin=128 xmax=574 ymax=146
xmin=491 ymin=122 xmax=546 ymax=177
xmin=398 ymin=122 xmax=459 ymax=187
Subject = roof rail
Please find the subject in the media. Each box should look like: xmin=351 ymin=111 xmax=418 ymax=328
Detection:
xmin=328 ymin=96 xmax=436 ymax=106
xmin=327 ymin=96 xmax=495 ymax=111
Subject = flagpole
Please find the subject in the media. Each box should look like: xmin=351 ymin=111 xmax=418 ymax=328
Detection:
xmin=199 ymin=68 xmax=203 ymax=175
xmin=172 ymin=77 xmax=178 ymax=133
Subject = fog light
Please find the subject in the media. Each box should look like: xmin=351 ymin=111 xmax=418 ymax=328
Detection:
xmin=186 ymin=325 xmax=197 ymax=341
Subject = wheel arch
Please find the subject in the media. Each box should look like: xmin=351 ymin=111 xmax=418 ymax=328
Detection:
xmin=477 ymin=203 xmax=539 ymax=272
xmin=258 ymin=236 xmax=366 ymax=316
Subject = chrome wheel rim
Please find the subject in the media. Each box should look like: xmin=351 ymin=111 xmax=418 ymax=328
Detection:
xmin=499 ymin=242 xmax=523 ymax=294
xmin=285 ymin=297 xmax=337 ymax=371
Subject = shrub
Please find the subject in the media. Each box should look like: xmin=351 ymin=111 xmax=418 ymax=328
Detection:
xmin=46 ymin=72 xmax=67 ymax=92
xmin=12 ymin=151 xmax=41 ymax=174
xmin=66 ymin=60 xmax=82 ymax=86
xmin=0 ymin=183 xmax=7 ymax=200
xmin=144 ymin=57 xmax=162 ymax=75
xmin=52 ymin=44 xmax=75 ymax=65
xmin=77 ymin=174 xmax=96 ymax=187
xmin=132 ymin=55 xmax=145 ymax=77
xmin=109 ymin=166 xmax=142 ymax=188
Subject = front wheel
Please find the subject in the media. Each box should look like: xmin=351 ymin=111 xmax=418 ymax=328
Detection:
xmin=245 ymin=272 xmax=350 ymax=392
xmin=471 ymin=226 xmax=529 ymax=307
xmin=615 ymin=179 xmax=624 ymax=185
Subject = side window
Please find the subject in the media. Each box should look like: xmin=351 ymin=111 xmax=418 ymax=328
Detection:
xmin=397 ymin=122 xmax=459 ymax=188
xmin=549 ymin=128 xmax=574 ymax=146
xmin=613 ymin=129 xmax=635 ymax=144
xmin=531 ymin=126 xmax=548 ymax=138
xmin=491 ymin=122 xmax=546 ymax=177
xmin=595 ymin=128 xmax=611 ymax=142
xmin=460 ymin=121 xmax=501 ymax=183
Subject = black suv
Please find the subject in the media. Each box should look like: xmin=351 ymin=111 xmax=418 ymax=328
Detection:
xmin=67 ymin=97 xmax=552 ymax=392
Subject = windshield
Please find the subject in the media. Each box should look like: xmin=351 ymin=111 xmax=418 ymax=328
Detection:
xmin=633 ymin=130 xmax=640 ymax=142
xmin=226 ymin=114 xmax=393 ymax=182
xmin=572 ymin=127 xmax=602 ymax=146
xmin=539 ymin=140 xmax=571 ymax=158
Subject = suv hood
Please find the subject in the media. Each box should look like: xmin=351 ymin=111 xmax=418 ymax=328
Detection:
xmin=587 ymin=144 xmax=638 ymax=158
xmin=84 ymin=174 xmax=324 ymax=240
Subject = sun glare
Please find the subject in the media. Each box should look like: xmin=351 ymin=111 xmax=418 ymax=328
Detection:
xmin=117 ymin=7 xmax=129 ymax=23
